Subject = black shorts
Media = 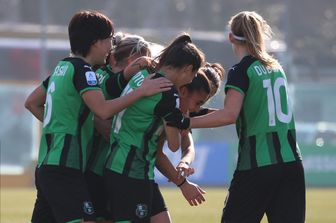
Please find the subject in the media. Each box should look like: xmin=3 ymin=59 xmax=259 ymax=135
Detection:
xmin=104 ymin=169 xmax=154 ymax=223
xmin=31 ymin=165 xmax=96 ymax=223
xmin=151 ymin=183 xmax=168 ymax=216
xmin=221 ymin=161 xmax=305 ymax=223
xmin=85 ymin=170 xmax=110 ymax=221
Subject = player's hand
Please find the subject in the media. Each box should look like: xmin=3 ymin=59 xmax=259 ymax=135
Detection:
xmin=176 ymin=161 xmax=195 ymax=178
xmin=179 ymin=179 xmax=206 ymax=206
xmin=94 ymin=116 xmax=111 ymax=141
xmin=180 ymin=129 xmax=190 ymax=137
xmin=138 ymin=74 xmax=172 ymax=96
xmin=123 ymin=56 xmax=157 ymax=81
xmin=124 ymin=56 xmax=154 ymax=75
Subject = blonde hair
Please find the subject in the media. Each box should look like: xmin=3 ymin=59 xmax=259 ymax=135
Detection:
xmin=112 ymin=32 xmax=151 ymax=64
xmin=228 ymin=11 xmax=280 ymax=68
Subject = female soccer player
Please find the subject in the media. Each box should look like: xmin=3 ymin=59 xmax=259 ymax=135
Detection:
xmin=104 ymin=33 xmax=205 ymax=222
xmin=25 ymin=11 xmax=171 ymax=223
xmin=85 ymin=32 xmax=153 ymax=223
xmin=190 ymin=11 xmax=305 ymax=223
xmin=152 ymin=63 xmax=225 ymax=223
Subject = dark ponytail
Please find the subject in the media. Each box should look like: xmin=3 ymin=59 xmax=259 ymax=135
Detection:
xmin=203 ymin=63 xmax=225 ymax=97
xmin=155 ymin=33 xmax=205 ymax=72
xmin=174 ymin=34 xmax=192 ymax=44
xmin=184 ymin=71 xmax=211 ymax=96
xmin=183 ymin=62 xmax=225 ymax=98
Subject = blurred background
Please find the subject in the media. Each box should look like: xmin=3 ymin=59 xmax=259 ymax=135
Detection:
xmin=0 ymin=0 xmax=336 ymax=222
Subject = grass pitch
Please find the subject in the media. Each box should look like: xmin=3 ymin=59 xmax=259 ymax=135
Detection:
xmin=1 ymin=187 xmax=336 ymax=223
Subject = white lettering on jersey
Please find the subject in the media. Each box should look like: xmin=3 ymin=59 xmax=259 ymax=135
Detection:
xmin=133 ymin=72 xmax=145 ymax=87
xmin=254 ymin=64 xmax=278 ymax=76
xmin=96 ymin=73 xmax=107 ymax=85
xmin=54 ymin=65 xmax=68 ymax=76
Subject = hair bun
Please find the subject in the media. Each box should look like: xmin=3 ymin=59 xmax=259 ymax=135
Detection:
xmin=178 ymin=33 xmax=192 ymax=44
xmin=113 ymin=32 xmax=125 ymax=46
xmin=206 ymin=63 xmax=225 ymax=81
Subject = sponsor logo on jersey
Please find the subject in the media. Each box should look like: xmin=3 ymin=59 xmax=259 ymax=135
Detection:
xmin=135 ymin=203 xmax=148 ymax=219
xmin=83 ymin=201 xmax=95 ymax=215
xmin=85 ymin=71 xmax=98 ymax=86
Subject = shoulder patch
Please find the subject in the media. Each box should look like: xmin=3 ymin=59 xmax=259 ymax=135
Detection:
xmin=85 ymin=71 xmax=98 ymax=86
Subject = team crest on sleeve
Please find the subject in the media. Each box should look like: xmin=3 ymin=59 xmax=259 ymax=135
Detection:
xmin=85 ymin=71 xmax=98 ymax=86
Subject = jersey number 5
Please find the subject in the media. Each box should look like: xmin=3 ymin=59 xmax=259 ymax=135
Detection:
xmin=43 ymin=81 xmax=55 ymax=127
xmin=263 ymin=77 xmax=292 ymax=126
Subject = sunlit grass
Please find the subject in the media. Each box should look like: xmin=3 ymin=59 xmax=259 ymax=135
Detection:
xmin=1 ymin=187 xmax=336 ymax=223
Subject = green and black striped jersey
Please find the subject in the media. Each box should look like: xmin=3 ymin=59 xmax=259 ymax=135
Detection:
xmin=38 ymin=57 xmax=100 ymax=171
xmin=86 ymin=65 xmax=128 ymax=176
xmin=105 ymin=70 xmax=185 ymax=180
xmin=225 ymin=55 xmax=302 ymax=171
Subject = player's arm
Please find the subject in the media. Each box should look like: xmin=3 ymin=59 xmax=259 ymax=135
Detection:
xmin=155 ymin=133 xmax=179 ymax=182
xmin=189 ymin=107 xmax=218 ymax=117
xmin=155 ymin=144 xmax=183 ymax=185
xmin=155 ymin=135 xmax=206 ymax=206
xmin=176 ymin=132 xmax=195 ymax=178
xmin=190 ymin=88 xmax=244 ymax=128
xmin=190 ymin=65 xmax=248 ymax=129
xmin=163 ymin=122 xmax=181 ymax=152
xmin=25 ymin=76 xmax=50 ymax=122
xmin=25 ymin=85 xmax=46 ymax=122
xmin=154 ymin=89 xmax=189 ymax=152
xmin=93 ymin=116 xmax=111 ymax=141
xmin=82 ymin=74 xmax=172 ymax=120
xmin=163 ymin=109 xmax=191 ymax=152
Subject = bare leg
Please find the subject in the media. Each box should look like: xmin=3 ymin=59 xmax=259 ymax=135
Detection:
xmin=151 ymin=211 xmax=172 ymax=223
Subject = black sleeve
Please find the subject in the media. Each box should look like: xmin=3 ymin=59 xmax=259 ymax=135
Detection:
xmin=105 ymin=70 xmax=128 ymax=98
xmin=73 ymin=64 xmax=100 ymax=94
xmin=189 ymin=107 xmax=209 ymax=117
xmin=41 ymin=76 xmax=50 ymax=90
xmin=225 ymin=64 xmax=249 ymax=95
xmin=154 ymin=88 xmax=190 ymax=130
xmin=165 ymin=109 xmax=190 ymax=129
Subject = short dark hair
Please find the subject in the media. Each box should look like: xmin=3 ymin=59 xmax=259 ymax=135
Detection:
xmin=68 ymin=10 xmax=114 ymax=57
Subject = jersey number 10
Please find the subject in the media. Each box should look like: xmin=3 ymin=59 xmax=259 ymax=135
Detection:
xmin=263 ymin=77 xmax=293 ymax=126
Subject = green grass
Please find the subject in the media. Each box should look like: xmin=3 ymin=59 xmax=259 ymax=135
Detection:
xmin=1 ymin=187 xmax=336 ymax=223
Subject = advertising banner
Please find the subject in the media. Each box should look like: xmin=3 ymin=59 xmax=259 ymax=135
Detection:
xmin=154 ymin=142 xmax=234 ymax=186
xmin=301 ymin=144 xmax=336 ymax=187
